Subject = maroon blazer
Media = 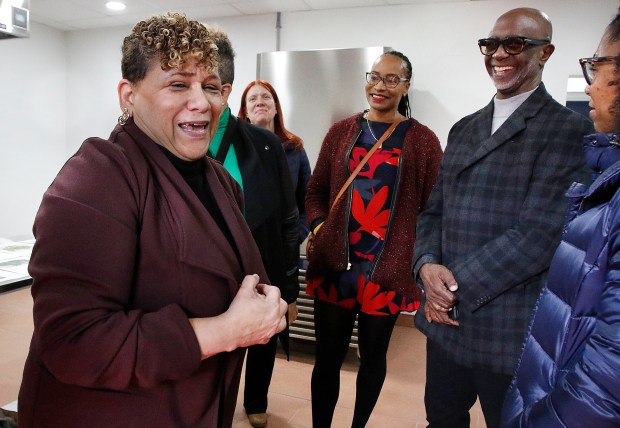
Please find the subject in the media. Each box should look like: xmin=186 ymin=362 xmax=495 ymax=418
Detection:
xmin=18 ymin=119 xmax=268 ymax=427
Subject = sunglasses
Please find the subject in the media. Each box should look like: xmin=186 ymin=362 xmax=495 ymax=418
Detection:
xmin=478 ymin=36 xmax=550 ymax=56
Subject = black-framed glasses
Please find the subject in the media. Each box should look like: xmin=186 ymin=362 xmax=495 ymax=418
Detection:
xmin=579 ymin=56 xmax=620 ymax=85
xmin=366 ymin=72 xmax=409 ymax=88
xmin=478 ymin=36 xmax=551 ymax=56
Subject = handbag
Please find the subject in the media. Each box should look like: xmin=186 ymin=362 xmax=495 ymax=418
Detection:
xmin=306 ymin=117 xmax=405 ymax=257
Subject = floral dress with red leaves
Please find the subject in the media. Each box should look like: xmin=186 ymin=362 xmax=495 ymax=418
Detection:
xmin=306 ymin=119 xmax=417 ymax=315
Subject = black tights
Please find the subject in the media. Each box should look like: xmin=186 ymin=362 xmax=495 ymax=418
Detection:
xmin=311 ymin=299 xmax=399 ymax=428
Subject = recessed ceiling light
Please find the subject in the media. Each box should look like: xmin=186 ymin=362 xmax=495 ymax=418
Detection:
xmin=106 ymin=1 xmax=126 ymax=11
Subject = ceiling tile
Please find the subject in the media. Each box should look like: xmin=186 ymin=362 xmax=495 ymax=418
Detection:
xmin=180 ymin=5 xmax=245 ymax=19
xmin=386 ymin=0 xmax=455 ymax=3
xmin=29 ymin=14 xmax=76 ymax=31
xmin=110 ymin=5 xmax=245 ymax=27
xmin=303 ymin=0 xmax=386 ymax=8
xmin=30 ymin=0 xmax=101 ymax=22
xmin=144 ymin=0 xmax=236 ymax=7
xmin=27 ymin=0 xmax=471 ymax=31
xmin=233 ymin=0 xmax=311 ymax=15
xmin=59 ymin=15 xmax=129 ymax=30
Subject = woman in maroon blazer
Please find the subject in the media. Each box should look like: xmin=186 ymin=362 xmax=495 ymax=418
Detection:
xmin=17 ymin=13 xmax=287 ymax=428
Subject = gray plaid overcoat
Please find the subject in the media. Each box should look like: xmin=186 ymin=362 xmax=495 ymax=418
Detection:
xmin=413 ymin=84 xmax=594 ymax=375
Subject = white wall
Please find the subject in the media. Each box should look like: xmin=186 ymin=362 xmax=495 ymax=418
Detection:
xmin=1 ymin=0 xmax=617 ymax=238
xmin=0 ymin=22 xmax=67 ymax=239
xmin=65 ymin=26 xmax=129 ymax=154
xmin=62 ymin=13 xmax=280 ymax=153
xmin=244 ymin=0 xmax=615 ymax=149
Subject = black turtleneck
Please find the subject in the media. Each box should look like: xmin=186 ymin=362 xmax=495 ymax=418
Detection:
xmin=157 ymin=146 xmax=238 ymax=254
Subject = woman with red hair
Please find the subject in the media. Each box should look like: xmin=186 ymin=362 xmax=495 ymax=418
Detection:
xmin=239 ymin=80 xmax=311 ymax=245
xmin=238 ymin=80 xmax=311 ymax=427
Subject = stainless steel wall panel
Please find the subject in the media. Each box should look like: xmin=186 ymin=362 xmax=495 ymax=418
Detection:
xmin=257 ymin=46 xmax=390 ymax=168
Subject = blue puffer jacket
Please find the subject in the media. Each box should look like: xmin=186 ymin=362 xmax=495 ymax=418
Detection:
xmin=501 ymin=133 xmax=620 ymax=427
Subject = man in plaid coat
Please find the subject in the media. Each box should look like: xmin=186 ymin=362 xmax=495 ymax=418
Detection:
xmin=412 ymin=7 xmax=594 ymax=428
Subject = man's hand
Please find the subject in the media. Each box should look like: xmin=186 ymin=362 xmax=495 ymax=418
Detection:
xmin=419 ymin=263 xmax=459 ymax=326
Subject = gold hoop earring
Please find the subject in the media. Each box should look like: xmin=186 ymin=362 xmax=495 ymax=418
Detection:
xmin=118 ymin=108 xmax=130 ymax=126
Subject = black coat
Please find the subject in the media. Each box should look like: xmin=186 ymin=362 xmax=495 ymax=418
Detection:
xmin=282 ymin=143 xmax=311 ymax=244
xmin=213 ymin=114 xmax=299 ymax=303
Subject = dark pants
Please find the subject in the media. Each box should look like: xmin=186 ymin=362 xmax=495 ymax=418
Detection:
xmin=311 ymin=299 xmax=399 ymax=428
xmin=424 ymin=339 xmax=513 ymax=428
xmin=243 ymin=334 xmax=278 ymax=414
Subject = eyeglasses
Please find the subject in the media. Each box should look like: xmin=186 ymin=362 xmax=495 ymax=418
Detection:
xmin=579 ymin=56 xmax=620 ymax=85
xmin=478 ymin=36 xmax=551 ymax=56
xmin=366 ymin=72 xmax=409 ymax=88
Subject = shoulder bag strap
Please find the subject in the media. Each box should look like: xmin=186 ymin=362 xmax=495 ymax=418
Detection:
xmin=330 ymin=117 xmax=404 ymax=212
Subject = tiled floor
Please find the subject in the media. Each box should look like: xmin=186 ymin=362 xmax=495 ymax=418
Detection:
xmin=0 ymin=286 xmax=486 ymax=427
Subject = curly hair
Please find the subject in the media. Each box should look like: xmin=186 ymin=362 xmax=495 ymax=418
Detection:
xmin=121 ymin=12 xmax=219 ymax=83
xmin=238 ymin=80 xmax=304 ymax=150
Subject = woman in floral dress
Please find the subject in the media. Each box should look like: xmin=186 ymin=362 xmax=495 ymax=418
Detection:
xmin=305 ymin=51 xmax=443 ymax=427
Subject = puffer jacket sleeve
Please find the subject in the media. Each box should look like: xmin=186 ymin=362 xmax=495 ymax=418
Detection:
xmin=503 ymin=192 xmax=620 ymax=427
